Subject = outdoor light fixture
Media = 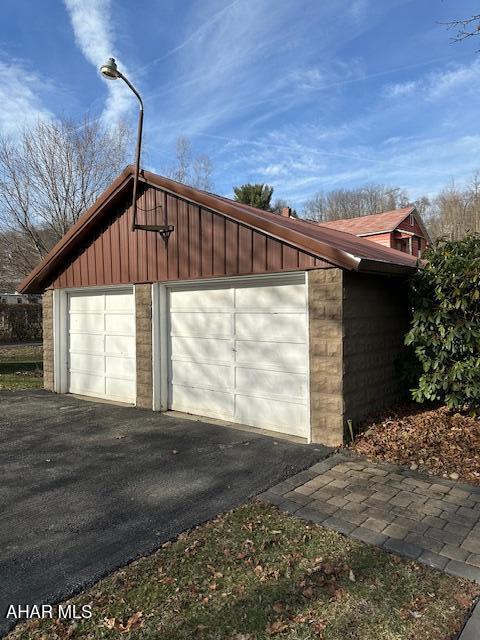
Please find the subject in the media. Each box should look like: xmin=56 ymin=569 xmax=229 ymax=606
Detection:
xmin=100 ymin=57 xmax=120 ymax=79
xmin=99 ymin=58 xmax=144 ymax=231
xmin=99 ymin=58 xmax=174 ymax=238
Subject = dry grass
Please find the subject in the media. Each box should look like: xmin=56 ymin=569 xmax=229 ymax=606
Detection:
xmin=7 ymin=502 xmax=479 ymax=640
xmin=0 ymin=344 xmax=43 ymax=362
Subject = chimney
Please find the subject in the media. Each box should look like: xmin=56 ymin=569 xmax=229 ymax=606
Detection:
xmin=280 ymin=207 xmax=291 ymax=218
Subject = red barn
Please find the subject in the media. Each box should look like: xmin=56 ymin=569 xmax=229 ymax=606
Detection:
xmin=317 ymin=206 xmax=430 ymax=257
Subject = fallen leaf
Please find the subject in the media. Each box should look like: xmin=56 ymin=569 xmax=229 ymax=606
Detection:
xmin=103 ymin=618 xmax=116 ymax=630
xmin=302 ymin=586 xmax=314 ymax=599
xmin=313 ymin=620 xmax=327 ymax=634
xmin=120 ymin=611 xmax=143 ymax=633
xmin=266 ymin=620 xmax=289 ymax=635
xmin=454 ymin=593 xmax=472 ymax=608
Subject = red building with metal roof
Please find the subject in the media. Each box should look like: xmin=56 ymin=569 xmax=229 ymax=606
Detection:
xmin=317 ymin=206 xmax=430 ymax=257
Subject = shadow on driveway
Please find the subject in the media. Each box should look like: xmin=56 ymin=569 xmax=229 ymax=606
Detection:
xmin=0 ymin=390 xmax=329 ymax=636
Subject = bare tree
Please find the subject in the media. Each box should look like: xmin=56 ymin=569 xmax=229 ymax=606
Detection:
xmin=169 ymin=136 xmax=192 ymax=184
xmin=427 ymin=173 xmax=480 ymax=240
xmin=443 ymin=13 xmax=480 ymax=45
xmin=167 ymin=136 xmax=214 ymax=190
xmin=303 ymin=184 xmax=410 ymax=221
xmin=192 ymin=154 xmax=213 ymax=191
xmin=0 ymin=115 xmax=130 ymax=280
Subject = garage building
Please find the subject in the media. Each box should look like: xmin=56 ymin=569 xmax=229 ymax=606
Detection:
xmin=19 ymin=166 xmax=418 ymax=446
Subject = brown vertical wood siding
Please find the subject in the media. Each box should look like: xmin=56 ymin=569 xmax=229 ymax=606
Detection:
xmin=51 ymin=185 xmax=328 ymax=288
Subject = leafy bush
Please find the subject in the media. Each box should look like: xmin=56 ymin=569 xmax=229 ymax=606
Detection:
xmin=405 ymin=234 xmax=480 ymax=413
xmin=0 ymin=304 xmax=42 ymax=343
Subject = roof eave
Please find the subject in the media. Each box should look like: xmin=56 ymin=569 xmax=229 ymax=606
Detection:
xmin=357 ymin=257 xmax=419 ymax=275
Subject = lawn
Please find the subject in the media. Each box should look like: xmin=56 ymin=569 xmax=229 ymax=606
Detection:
xmin=8 ymin=502 xmax=479 ymax=640
xmin=0 ymin=344 xmax=43 ymax=389
xmin=350 ymin=404 xmax=480 ymax=485
xmin=0 ymin=372 xmax=43 ymax=390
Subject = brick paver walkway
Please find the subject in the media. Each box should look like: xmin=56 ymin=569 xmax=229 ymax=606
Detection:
xmin=259 ymin=452 xmax=480 ymax=583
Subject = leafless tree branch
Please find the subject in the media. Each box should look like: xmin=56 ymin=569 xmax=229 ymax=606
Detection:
xmin=441 ymin=13 xmax=480 ymax=44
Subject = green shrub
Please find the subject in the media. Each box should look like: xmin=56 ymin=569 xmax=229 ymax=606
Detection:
xmin=405 ymin=234 xmax=480 ymax=413
xmin=0 ymin=303 xmax=42 ymax=343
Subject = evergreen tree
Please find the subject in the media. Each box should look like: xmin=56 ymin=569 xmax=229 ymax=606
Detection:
xmin=233 ymin=183 xmax=274 ymax=210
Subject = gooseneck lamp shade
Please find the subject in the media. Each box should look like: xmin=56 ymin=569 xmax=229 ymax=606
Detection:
xmin=100 ymin=57 xmax=120 ymax=79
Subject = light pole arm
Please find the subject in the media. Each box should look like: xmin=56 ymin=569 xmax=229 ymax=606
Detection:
xmin=118 ymin=72 xmax=144 ymax=231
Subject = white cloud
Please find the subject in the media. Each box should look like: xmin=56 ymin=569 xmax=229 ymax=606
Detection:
xmin=384 ymin=60 xmax=480 ymax=102
xmin=385 ymin=80 xmax=417 ymax=98
xmin=0 ymin=59 xmax=52 ymax=134
xmin=63 ymin=0 xmax=135 ymax=123
xmin=428 ymin=63 xmax=480 ymax=99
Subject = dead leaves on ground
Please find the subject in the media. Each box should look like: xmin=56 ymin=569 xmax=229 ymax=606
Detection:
xmin=103 ymin=611 xmax=143 ymax=633
xmin=265 ymin=614 xmax=327 ymax=636
xmin=351 ymin=405 xmax=480 ymax=484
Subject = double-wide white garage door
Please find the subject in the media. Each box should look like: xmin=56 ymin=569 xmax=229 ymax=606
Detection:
xmin=167 ymin=277 xmax=309 ymax=438
xmin=68 ymin=289 xmax=136 ymax=403
xmin=64 ymin=277 xmax=309 ymax=438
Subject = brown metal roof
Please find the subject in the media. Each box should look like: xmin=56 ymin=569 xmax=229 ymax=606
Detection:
xmin=18 ymin=166 xmax=419 ymax=294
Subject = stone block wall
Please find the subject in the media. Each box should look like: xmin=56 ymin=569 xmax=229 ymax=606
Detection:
xmin=308 ymin=269 xmax=344 ymax=446
xmin=342 ymin=271 xmax=410 ymax=426
xmin=308 ymin=268 xmax=411 ymax=445
xmin=135 ymin=284 xmax=153 ymax=409
xmin=42 ymin=289 xmax=54 ymax=391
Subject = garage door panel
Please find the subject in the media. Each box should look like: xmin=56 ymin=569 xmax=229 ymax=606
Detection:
xmin=236 ymin=367 xmax=307 ymax=400
xmin=236 ymin=312 xmax=306 ymax=342
xmin=235 ymin=283 xmax=306 ymax=309
xmin=69 ymin=294 xmax=104 ymax=312
xmin=170 ymin=287 xmax=233 ymax=310
xmin=236 ymin=395 xmax=307 ymax=436
xmin=69 ymin=353 xmax=104 ymax=374
xmin=69 ymin=313 xmax=103 ymax=333
xmin=69 ymin=372 xmax=104 ymax=397
xmin=105 ymin=313 xmax=134 ymax=335
xmin=235 ymin=340 xmax=307 ymax=371
xmin=105 ymin=377 xmax=136 ymax=401
xmin=105 ymin=356 xmax=136 ymax=380
xmin=69 ymin=333 xmax=104 ymax=354
xmin=105 ymin=292 xmax=134 ymax=311
xmin=170 ymin=312 xmax=232 ymax=337
xmin=171 ymin=336 xmax=233 ymax=363
xmin=171 ymin=385 xmax=234 ymax=417
xmin=171 ymin=361 xmax=233 ymax=391
xmin=105 ymin=335 xmax=135 ymax=357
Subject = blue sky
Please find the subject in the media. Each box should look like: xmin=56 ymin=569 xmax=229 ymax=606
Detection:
xmin=1 ymin=0 xmax=480 ymax=208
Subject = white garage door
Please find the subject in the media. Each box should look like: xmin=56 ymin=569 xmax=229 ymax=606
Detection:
xmin=167 ymin=276 xmax=309 ymax=438
xmin=68 ymin=289 xmax=136 ymax=403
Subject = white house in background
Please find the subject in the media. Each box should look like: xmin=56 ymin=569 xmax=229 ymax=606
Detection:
xmin=0 ymin=293 xmax=42 ymax=305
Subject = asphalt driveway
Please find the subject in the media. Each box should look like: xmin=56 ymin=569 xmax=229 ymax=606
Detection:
xmin=0 ymin=390 xmax=329 ymax=635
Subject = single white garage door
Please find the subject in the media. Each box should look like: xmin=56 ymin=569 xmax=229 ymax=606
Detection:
xmin=68 ymin=289 xmax=136 ymax=403
xmin=167 ymin=276 xmax=309 ymax=438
